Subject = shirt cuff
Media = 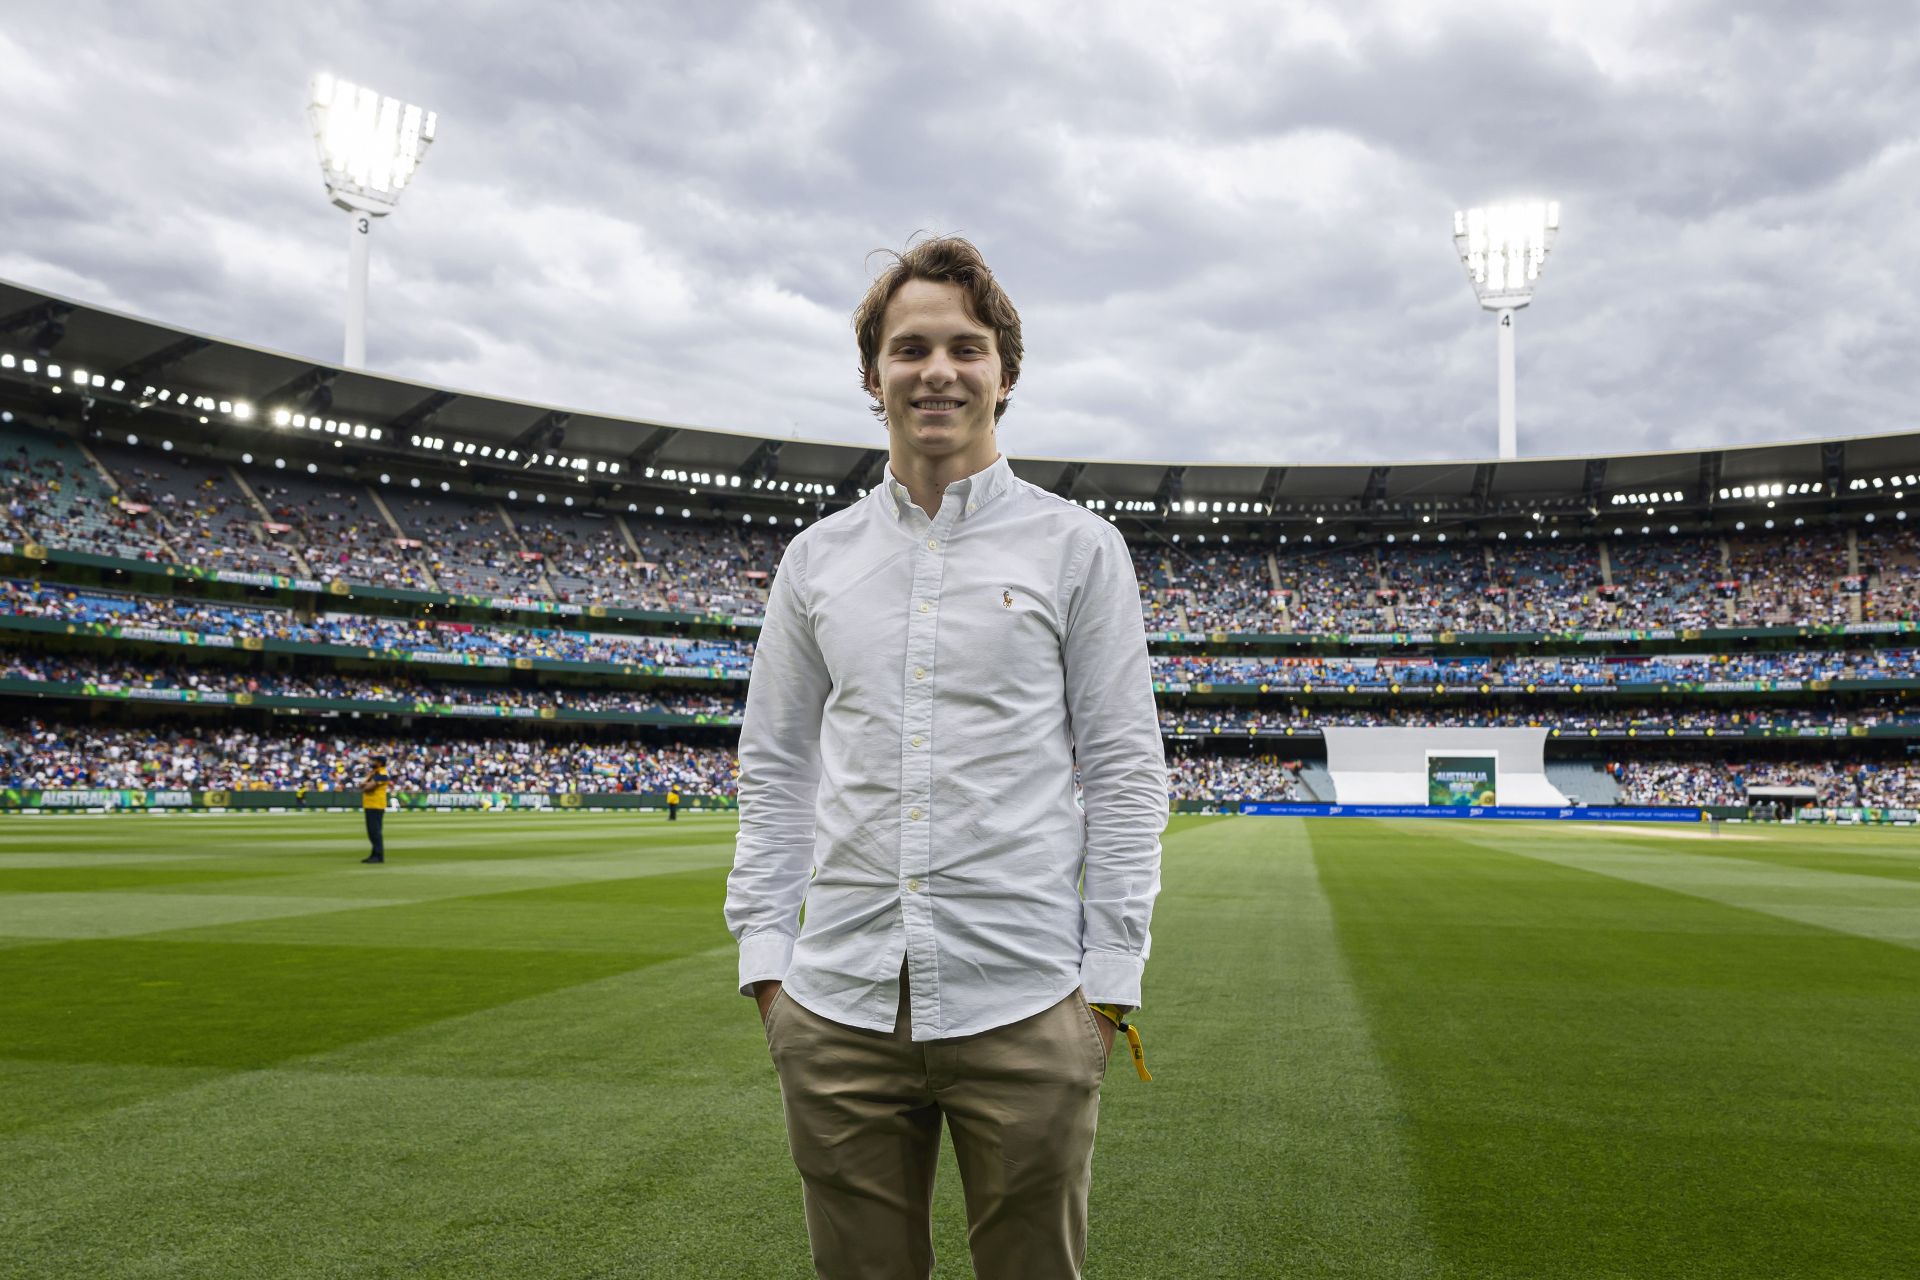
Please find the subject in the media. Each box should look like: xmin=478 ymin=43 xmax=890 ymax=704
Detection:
xmin=1079 ymin=950 xmax=1144 ymax=1009
xmin=737 ymin=931 xmax=795 ymax=996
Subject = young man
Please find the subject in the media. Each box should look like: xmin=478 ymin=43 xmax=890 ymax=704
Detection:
xmin=726 ymin=237 xmax=1167 ymax=1278
xmin=360 ymin=756 xmax=389 ymax=864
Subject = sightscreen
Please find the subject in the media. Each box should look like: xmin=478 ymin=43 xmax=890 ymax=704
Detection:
xmin=1322 ymin=727 xmax=1567 ymax=806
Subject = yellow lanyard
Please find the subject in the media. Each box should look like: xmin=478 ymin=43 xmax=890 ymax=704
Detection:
xmin=1090 ymin=1003 xmax=1152 ymax=1081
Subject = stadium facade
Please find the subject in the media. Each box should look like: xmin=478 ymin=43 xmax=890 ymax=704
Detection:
xmin=5 ymin=278 xmax=1919 ymax=819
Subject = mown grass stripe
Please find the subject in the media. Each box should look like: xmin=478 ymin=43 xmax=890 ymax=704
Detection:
xmin=1441 ymin=820 xmax=1920 ymax=950
xmin=1089 ymin=815 xmax=1437 ymax=1278
xmin=1312 ymin=817 xmax=1920 ymax=1279
xmin=0 ymin=945 xmax=811 ymax=1279
xmin=0 ymin=890 xmax=417 ymax=940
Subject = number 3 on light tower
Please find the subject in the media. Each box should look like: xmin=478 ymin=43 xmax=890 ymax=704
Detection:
xmin=356 ymin=216 xmax=370 ymax=236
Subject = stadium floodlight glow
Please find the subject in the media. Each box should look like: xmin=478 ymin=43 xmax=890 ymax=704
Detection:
xmin=1452 ymin=200 xmax=1560 ymax=460
xmin=308 ymin=73 xmax=438 ymax=369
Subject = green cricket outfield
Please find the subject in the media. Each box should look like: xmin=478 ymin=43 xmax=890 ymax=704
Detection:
xmin=2 ymin=811 xmax=1916 ymax=1278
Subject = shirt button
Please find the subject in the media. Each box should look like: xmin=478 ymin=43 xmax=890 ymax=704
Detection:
xmin=914 ymin=667 xmax=925 ymax=679
xmin=911 ymin=735 xmax=923 ymax=747
xmin=927 ymin=539 xmax=938 ymax=550
xmin=918 ymin=602 xmax=930 ymax=614
xmin=907 ymin=878 xmax=922 ymax=892
xmin=908 ymin=808 xmax=922 ymax=820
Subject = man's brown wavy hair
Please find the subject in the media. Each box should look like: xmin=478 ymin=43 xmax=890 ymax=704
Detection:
xmin=854 ymin=236 xmax=1023 ymax=423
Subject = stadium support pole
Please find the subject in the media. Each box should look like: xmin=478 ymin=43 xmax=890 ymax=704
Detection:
xmin=345 ymin=211 xmax=372 ymax=369
xmin=1496 ymin=306 xmax=1517 ymax=461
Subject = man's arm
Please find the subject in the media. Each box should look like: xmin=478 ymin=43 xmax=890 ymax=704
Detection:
xmin=724 ymin=540 xmax=831 ymax=1004
xmin=1061 ymin=523 xmax=1168 ymax=1016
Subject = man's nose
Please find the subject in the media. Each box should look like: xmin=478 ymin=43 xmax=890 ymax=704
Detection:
xmin=920 ymin=351 xmax=957 ymax=386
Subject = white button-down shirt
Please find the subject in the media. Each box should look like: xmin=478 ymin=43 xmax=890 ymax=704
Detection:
xmin=725 ymin=453 xmax=1167 ymax=1039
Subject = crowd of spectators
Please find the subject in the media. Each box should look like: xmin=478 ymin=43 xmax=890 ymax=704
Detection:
xmin=1610 ymin=758 xmax=1920 ymax=808
xmin=21 ymin=573 xmax=1920 ymax=689
xmin=89 ymin=443 xmax=299 ymax=577
xmin=0 ymin=652 xmax=744 ymax=717
xmin=1727 ymin=530 xmax=1852 ymax=626
xmin=1166 ymin=753 xmax=1302 ymax=803
xmin=18 ymin=425 xmax=1920 ymax=633
xmin=254 ymin=473 xmax=431 ymax=588
xmin=1167 ymin=545 xmax=1280 ymax=632
xmin=395 ymin=495 xmax=549 ymax=597
xmin=12 ymin=700 xmax=1916 ymax=808
xmin=1607 ymin=535 xmax=1729 ymax=629
xmin=3 ymin=432 xmax=169 ymax=560
xmin=1129 ymin=544 xmax=1187 ymax=632
xmin=511 ymin=510 xmax=642 ymax=604
xmin=1860 ymin=524 xmax=1920 ymax=623
xmin=0 ymin=718 xmax=738 ymax=795
xmin=1274 ymin=548 xmax=1387 ymax=633
xmin=12 ymin=641 xmax=1906 ymax=736
xmin=1493 ymin=541 xmax=1614 ymax=631
xmin=2 ymin=716 xmax=1314 ymax=804
xmin=15 ymin=713 xmax=1913 ymax=810
xmin=1158 ymin=699 xmax=1920 ymax=735
xmin=0 ymin=580 xmax=755 ymax=673
xmin=626 ymin=521 xmax=771 ymax=615
xmin=1151 ymin=647 xmax=1920 ymax=688
xmin=1383 ymin=545 xmax=1503 ymax=632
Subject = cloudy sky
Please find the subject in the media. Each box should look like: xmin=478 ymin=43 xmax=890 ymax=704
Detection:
xmin=2 ymin=1 xmax=1915 ymax=465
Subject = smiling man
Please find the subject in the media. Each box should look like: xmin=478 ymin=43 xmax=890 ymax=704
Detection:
xmin=726 ymin=237 xmax=1168 ymax=1279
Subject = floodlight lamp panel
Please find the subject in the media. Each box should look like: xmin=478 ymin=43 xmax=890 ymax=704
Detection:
xmin=1452 ymin=199 xmax=1559 ymax=309
xmin=309 ymin=72 xmax=438 ymax=215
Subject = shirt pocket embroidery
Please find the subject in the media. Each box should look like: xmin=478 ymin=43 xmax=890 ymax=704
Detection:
xmin=988 ymin=584 xmax=1055 ymax=654
xmin=934 ymin=578 xmax=1062 ymax=710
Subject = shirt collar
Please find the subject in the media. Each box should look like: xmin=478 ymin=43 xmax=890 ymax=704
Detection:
xmin=884 ymin=454 xmax=1012 ymax=522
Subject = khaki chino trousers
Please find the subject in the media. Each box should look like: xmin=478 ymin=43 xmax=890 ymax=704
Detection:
xmin=765 ymin=978 xmax=1108 ymax=1279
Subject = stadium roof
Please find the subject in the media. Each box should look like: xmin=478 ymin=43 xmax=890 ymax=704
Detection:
xmin=5 ymin=277 xmax=1918 ymax=530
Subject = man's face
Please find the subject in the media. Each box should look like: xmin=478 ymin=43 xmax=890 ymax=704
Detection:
xmin=868 ymin=278 xmax=1009 ymax=467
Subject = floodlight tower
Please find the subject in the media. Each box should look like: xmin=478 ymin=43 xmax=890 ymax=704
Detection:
xmin=1452 ymin=201 xmax=1559 ymax=460
xmin=308 ymin=73 xmax=438 ymax=369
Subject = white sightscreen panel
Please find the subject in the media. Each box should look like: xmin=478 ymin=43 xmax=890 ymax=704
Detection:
xmin=1322 ymin=726 xmax=1567 ymax=806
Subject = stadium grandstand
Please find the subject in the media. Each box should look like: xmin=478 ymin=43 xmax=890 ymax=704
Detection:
xmin=5 ymin=277 xmax=1920 ymax=821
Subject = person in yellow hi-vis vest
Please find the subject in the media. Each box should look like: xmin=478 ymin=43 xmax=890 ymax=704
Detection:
xmin=360 ymin=756 xmax=390 ymax=864
xmin=666 ymin=787 xmax=680 ymax=822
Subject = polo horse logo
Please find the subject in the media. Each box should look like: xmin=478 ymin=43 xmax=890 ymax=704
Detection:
xmin=1002 ymin=589 xmax=1013 ymax=608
